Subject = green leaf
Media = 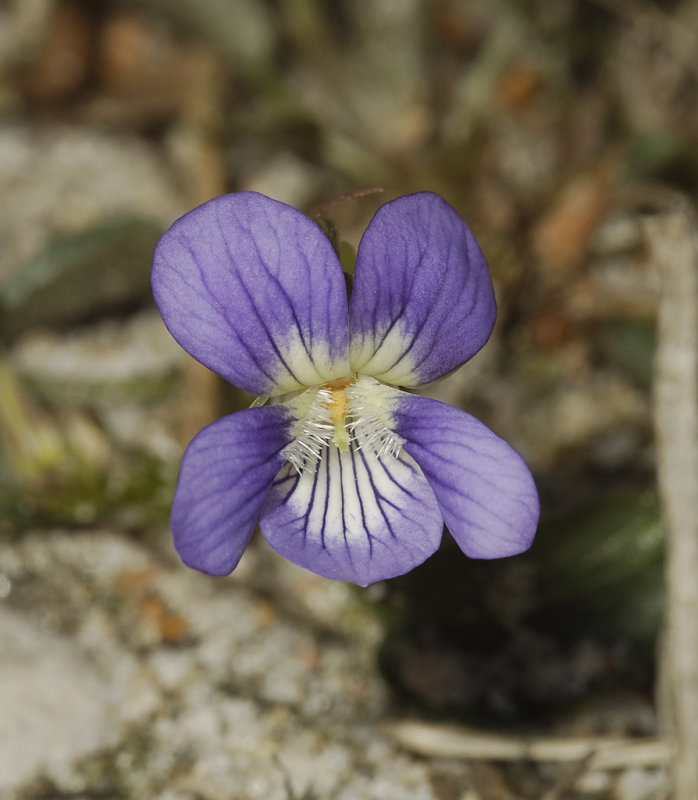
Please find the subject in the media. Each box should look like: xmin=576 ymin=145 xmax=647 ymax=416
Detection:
xmin=0 ymin=217 xmax=163 ymax=340
xmin=530 ymin=491 xmax=664 ymax=645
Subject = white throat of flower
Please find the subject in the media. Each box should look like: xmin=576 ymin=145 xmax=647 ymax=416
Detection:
xmin=283 ymin=375 xmax=403 ymax=475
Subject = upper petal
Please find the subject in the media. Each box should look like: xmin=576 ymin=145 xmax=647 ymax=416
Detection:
xmin=392 ymin=393 xmax=539 ymax=558
xmin=348 ymin=192 xmax=496 ymax=386
xmin=259 ymin=446 xmax=443 ymax=586
xmin=152 ymin=192 xmax=350 ymax=396
xmin=171 ymin=404 xmax=293 ymax=576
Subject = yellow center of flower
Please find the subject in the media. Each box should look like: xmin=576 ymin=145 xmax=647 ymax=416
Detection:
xmin=326 ymin=378 xmax=352 ymax=451
xmin=283 ymin=375 xmax=403 ymax=475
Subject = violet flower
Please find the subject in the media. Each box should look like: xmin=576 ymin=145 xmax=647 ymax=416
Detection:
xmin=152 ymin=191 xmax=539 ymax=585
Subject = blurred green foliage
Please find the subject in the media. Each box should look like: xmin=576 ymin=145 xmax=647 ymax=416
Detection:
xmin=0 ymin=217 xmax=163 ymax=341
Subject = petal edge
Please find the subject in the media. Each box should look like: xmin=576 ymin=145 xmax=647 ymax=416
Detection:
xmin=171 ymin=404 xmax=293 ymax=576
xmin=349 ymin=192 xmax=496 ymax=386
xmin=153 ymin=192 xmax=350 ymax=395
xmin=259 ymin=445 xmax=443 ymax=585
xmin=393 ymin=393 xmax=539 ymax=558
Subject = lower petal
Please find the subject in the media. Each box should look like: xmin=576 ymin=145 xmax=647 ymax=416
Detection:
xmin=392 ymin=393 xmax=539 ymax=558
xmin=171 ymin=404 xmax=293 ymax=576
xmin=259 ymin=445 xmax=443 ymax=585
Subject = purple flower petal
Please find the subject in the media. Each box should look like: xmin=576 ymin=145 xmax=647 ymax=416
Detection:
xmin=153 ymin=192 xmax=350 ymax=396
xmin=349 ymin=192 xmax=497 ymax=386
xmin=392 ymin=393 xmax=539 ymax=558
xmin=171 ymin=404 xmax=293 ymax=576
xmin=259 ymin=447 xmax=443 ymax=585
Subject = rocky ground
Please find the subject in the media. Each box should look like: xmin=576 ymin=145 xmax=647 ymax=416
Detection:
xmin=0 ymin=526 xmax=668 ymax=800
xmin=1 ymin=528 xmax=431 ymax=800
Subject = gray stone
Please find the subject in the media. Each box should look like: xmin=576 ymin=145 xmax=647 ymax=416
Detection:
xmin=0 ymin=530 xmax=438 ymax=799
xmin=0 ymin=607 xmax=117 ymax=792
xmin=0 ymin=124 xmax=184 ymax=284
xmin=615 ymin=768 xmax=668 ymax=800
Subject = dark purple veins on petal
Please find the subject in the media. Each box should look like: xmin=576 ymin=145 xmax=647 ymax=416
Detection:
xmin=391 ymin=391 xmax=539 ymax=560
xmin=170 ymin=404 xmax=293 ymax=576
xmin=152 ymin=192 xmax=349 ymax=396
xmin=258 ymin=442 xmax=443 ymax=585
xmin=349 ymin=192 xmax=497 ymax=385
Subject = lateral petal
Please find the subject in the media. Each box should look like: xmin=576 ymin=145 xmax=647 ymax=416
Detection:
xmin=171 ymin=404 xmax=293 ymax=576
xmin=153 ymin=192 xmax=350 ymax=396
xmin=259 ymin=446 xmax=443 ymax=585
xmin=349 ymin=192 xmax=496 ymax=386
xmin=392 ymin=393 xmax=539 ymax=558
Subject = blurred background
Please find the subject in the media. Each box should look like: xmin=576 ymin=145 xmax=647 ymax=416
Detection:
xmin=0 ymin=1 xmax=695 ymax=798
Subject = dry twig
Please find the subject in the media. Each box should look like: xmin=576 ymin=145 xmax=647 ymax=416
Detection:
xmin=385 ymin=720 xmax=669 ymax=770
xmin=644 ymin=199 xmax=698 ymax=800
